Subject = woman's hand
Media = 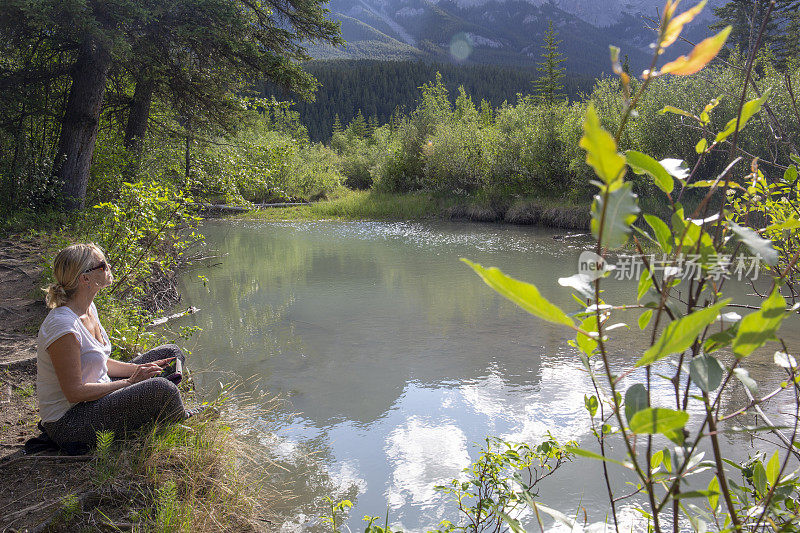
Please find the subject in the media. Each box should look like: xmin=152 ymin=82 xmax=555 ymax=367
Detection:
xmin=152 ymin=357 xmax=176 ymax=368
xmin=127 ymin=363 xmax=163 ymax=384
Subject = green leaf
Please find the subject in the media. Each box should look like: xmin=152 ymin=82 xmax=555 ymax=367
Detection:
xmin=695 ymin=138 xmax=708 ymax=154
xmin=728 ymin=222 xmax=778 ymax=266
xmin=661 ymin=26 xmax=731 ymax=75
xmin=636 ymin=300 xmax=729 ymax=367
xmin=498 ymin=512 xmax=526 ymax=533
xmin=592 ymin=182 xmax=640 ymax=249
xmin=651 ymin=449 xmax=664 ymax=470
xmin=662 ymin=1 xmax=707 ymax=48
xmin=663 ymin=448 xmax=673 ymax=472
xmin=765 ymin=218 xmax=800 ymax=232
xmin=686 ymin=180 xmax=743 ymax=190
xmin=664 ymin=428 xmax=687 ymax=446
xmin=580 ymin=104 xmax=627 ymax=184
xmin=708 ymin=476 xmax=720 ymax=510
xmin=576 ymin=316 xmax=599 ymax=356
xmin=783 ymin=165 xmax=798 ymax=183
xmin=703 ymin=326 xmax=737 ymax=353
xmin=637 ymin=272 xmax=653 ymax=301
xmin=715 ymin=90 xmax=771 ymax=143
xmin=753 ymin=461 xmax=768 ymax=495
xmin=733 ymin=368 xmax=758 ymax=393
xmin=659 ymin=105 xmax=695 ymax=118
xmin=585 ymin=394 xmax=599 ymax=417
xmin=565 ymin=446 xmax=634 ymax=469
xmin=689 ymin=354 xmax=723 ymax=392
xmin=644 ymin=214 xmax=673 ymax=253
xmin=625 ymin=384 xmax=649 ymax=423
xmin=733 ymin=289 xmax=787 ymax=358
xmin=766 ymin=450 xmax=780 ymax=487
xmin=626 ymin=150 xmax=674 ymax=193
xmin=673 ymin=490 xmax=720 ymax=500
xmin=461 ymin=259 xmax=574 ymax=327
xmin=629 ymin=408 xmax=689 ymax=435
xmin=639 ymin=309 xmax=653 ymax=330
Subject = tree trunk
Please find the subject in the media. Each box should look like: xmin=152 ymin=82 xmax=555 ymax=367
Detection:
xmin=124 ymin=78 xmax=154 ymax=153
xmin=55 ymin=40 xmax=111 ymax=210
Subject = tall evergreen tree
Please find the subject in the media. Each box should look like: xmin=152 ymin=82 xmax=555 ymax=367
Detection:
xmin=777 ymin=8 xmax=800 ymax=68
xmin=349 ymin=111 xmax=367 ymax=138
xmin=367 ymin=115 xmax=379 ymax=136
xmin=711 ymin=0 xmax=800 ymax=58
xmin=332 ymin=114 xmax=343 ymax=135
xmin=533 ymin=21 xmax=566 ymax=107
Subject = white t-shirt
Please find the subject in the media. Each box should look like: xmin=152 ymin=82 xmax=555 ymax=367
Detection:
xmin=37 ymin=302 xmax=112 ymax=422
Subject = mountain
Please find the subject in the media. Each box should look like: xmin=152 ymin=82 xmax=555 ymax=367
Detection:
xmin=446 ymin=0 xmax=722 ymax=27
xmin=309 ymin=0 xmax=726 ymax=75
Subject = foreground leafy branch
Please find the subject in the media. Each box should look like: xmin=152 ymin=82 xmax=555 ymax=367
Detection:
xmin=463 ymin=2 xmax=800 ymax=531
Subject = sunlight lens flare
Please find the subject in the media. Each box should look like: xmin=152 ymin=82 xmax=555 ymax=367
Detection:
xmin=449 ymin=32 xmax=474 ymax=61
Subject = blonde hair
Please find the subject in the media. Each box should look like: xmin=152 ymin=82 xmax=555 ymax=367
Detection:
xmin=44 ymin=243 xmax=105 ymax=308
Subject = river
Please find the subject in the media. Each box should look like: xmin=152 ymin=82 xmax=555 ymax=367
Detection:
xmin=177 ymin=219 xmax=799 ymax=532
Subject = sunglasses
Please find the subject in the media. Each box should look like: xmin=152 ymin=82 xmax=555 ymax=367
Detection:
xmin=84 ymin=260 xmax=111 ymax=273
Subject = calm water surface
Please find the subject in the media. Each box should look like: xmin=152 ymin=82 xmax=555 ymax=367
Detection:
xmin=177 ymin=219 xmax=800 ymax=532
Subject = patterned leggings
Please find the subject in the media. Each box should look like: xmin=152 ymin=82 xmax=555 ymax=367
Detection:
xmin=42 ymin=344 xmax=187 ymax=448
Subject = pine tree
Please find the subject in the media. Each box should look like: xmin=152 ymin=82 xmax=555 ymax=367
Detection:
xmin=389 ymin=105 xmax=404 ymax=131
xmin=777 ymin=8 xmax=800 ymax=69
xmin=367 ymin=115 xmax=379 ymax=136
xmin=349 ymin=110 xmax=367 ymax=138
xmin=711 ymin=0 xmax=800 ymax=57
xmin=533 ymin=21 xmax=566 ymax=107
xmin=332 ymin=114 xmax=343 ymax=135
xmin=479 ymin=99 xmax=493 ymax=127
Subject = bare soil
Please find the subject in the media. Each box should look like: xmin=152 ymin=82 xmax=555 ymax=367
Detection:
xmin=0 ymin=237 xmax=47 ymax=454
xmin=0 ymin=237 xmax=93 ymax=533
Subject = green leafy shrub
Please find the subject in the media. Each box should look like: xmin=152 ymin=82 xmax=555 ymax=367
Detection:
xmin=88 ymin=179 xmax=202 ymax=354
xmin=193 ymin=116 xmax=343 ymax=204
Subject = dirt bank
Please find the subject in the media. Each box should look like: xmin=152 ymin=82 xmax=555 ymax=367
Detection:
xmin=0 ymin=238 xmax=95 ymax=533
xmin=0 ymin=238 xmax=47 ymax=455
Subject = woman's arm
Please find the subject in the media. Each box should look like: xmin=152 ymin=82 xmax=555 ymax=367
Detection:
xmin=48 ymin=334 xmax=162 ymax=403
xmin=107 ymin=356 xmax=176 ymax=378
xmin=106 ymin=358 xmax=137 ymax=378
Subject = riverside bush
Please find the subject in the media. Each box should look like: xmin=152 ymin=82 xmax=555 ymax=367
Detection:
xmin=192 ymin=115 xmax=344 ymax=204
xmin=331 ymin=123 xmax=396 ymax=190
xmin=330 ymin=51 xmax=798 ymax=211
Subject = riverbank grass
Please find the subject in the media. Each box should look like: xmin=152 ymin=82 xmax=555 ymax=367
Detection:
xmin=48 ymin=407 xmax=271 ymax=532
xmin=241 ymin=190 xmax=442 ymax=221
xmin=240 ymin=190 xmax=592 ymax=230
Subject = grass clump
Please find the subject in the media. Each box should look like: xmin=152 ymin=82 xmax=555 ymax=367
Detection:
xmin=241 ymin=190 xmax=441 ymax=221
xmin=52 ymin=398 xmax=277 ymax=532
xmin=503 ymin=198 xmax=590 ymax=229
xmin=310 ymin=191 xmax=440 ymax=219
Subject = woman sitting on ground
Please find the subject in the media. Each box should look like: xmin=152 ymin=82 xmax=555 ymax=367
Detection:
xmin=37 ymin=243 xmax=192 ymax=449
